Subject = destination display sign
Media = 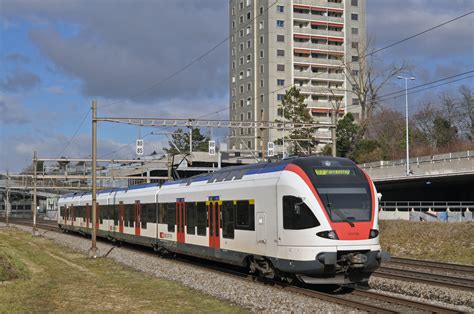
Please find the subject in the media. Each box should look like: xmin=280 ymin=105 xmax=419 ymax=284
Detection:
xmin=314 ymin=168 xmax=352 ymax=176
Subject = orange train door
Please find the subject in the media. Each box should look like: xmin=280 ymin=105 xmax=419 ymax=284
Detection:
xmin=135 ymin=201 xmax=141 ymax=236
xmin=119 ymin=201 xmax=124 ymax=233
xmin=207 ymin=200 xmax=221 ymax=249
xmin=176 ymin=200 xmax=185 ymax=243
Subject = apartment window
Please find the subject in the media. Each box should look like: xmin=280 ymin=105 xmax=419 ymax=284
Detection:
xmin=241 ymin=128 xmax=244 ymax=135
xmin=246 ymin=69 xmax=251 ymax=77
xmin=246 ymin=54 xmax=251 ymax=63
xmin=277 ymin=94 xmax=285 ymax=101
xmin=260 ymin=50 xmax=264 ymax=58
xmin=247 ymin=97 xmax=251 ymax=105
xmin=351 ymin=13 xmax=358 ymax=21
xmin=239 ymin=57 xmax=244 ymax=65
xmin=231 ymin=35 xmax=235 ymax=43
xmin=260 ymin=65 xmax=264 ymax=73
xmin=276 ymin=49 xmax=285 ymax=57
xmin=277 ymin=79 xmax=285 ymax=86
xmin=276 ymin=20 xmax=284 ymax=28
xmin=239 ymin=43 xmax=244 ymax=51
xmin=240 ymin=99 xmax=244 ymax=107
xmin=260 ymin=94 xmax=264 ymax=102
xmin=351 ymin=0 xmax=358 ymax=6
xmin=246 ymin=26 xmax=251 ymax=35
xmin=352 ymin=70 xmax=359 ymax=76
xmin=352 ymin=98 xmax=360 ymax=105
xmin=259 ymin=7 xmax=263 ymax=15
xmin=277 ymin=5 xmax=284 ymax=13
xmin=247 ymin=40 xmax=251 ymax=48
xmin=247 ymin=112 xmax=251 ymax=120
xmin=351 ymin=42 xmax=359 ymax=49
xmin=247 ymin=141 xmax=252 ymax=149
xmin=231 ymin=48 xmax=235 ymax=56
xmin=240 ymin=113 xmax=244 ymax=121
xmin=232 ymin=88 xmax=236 ymax=96
xmin=351 ymin=27 xmax=358 ymax=35
xmin=277 ymin=34 xmax=285 ymax=42
xmin=232 ymin=21 xmax=235 ymax=29
xmin=260 ymin=36 xmax=264 ymax=44
xmin=246 ymin=0 xmax=251 ymax=6
xmin=239 ymin=71 xmax=243 ymax=79
xmin=352 ymin=56 xmax=359 ymax=62
xmin=239 ymin=15 xmax=244 ymax=24
xmin=260 ymin=109 xmax=264 ymax=118
xmin=232 ymin=76 xmax=235 ymax=83
xmin=232 ymin=8 xmax=235 ymax=16
xmin=260 ymin=79 xmax=264 ymax=87
xmin=247 ymin=12 xmax=251 ymax=20
xmin=259 ymin=21 xmax=264 ymax=29
xmin=239 ymin=1 xmax=243 ymax=10
xmin=247 ymin=128 xmax=251 ymax=135
xmin=247 ymin=83 xmax=252 ymax=91
xmin=240 ymin=29 xmax=244 ymax=37
xmin=277 ymin=64 xmax=285 ymax=71
xmin=232 ymin=102 xmax=236 ymax=110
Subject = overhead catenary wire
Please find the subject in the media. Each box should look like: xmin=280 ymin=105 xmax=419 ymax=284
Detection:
xmin=58 ymin=108 xmax=92 ymax=157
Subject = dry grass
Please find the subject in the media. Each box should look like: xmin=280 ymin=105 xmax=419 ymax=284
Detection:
xmin=0 ymin=228 xmax=245 ymax=312
xmin=379 ymin=220 xmax=474 ymax=265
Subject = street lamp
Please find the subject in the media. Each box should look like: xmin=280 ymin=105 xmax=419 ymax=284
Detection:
xmin=397 ymin=76 xmax=416 ymax=176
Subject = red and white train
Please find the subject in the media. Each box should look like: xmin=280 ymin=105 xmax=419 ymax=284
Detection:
xmin=58 ymin=156 xmax=381 ymax=284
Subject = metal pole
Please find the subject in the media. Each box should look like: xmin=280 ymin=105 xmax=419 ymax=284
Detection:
xmin=32 ymin=151 xmax=38 ymax=235
xmin=90 ymin=100 xmax=98 ymax=258
xmin=405 ymin=79 xmax=409 ymax=176
xmin=189 ymin=127 xmax=192 ymax=155
xmin=5 ymin=171 xmax=9 ymax=227
xmin=282 ymin=106 xmax=286 ymax=159
xmin=331 ymin=109 xmax=337 ymax=157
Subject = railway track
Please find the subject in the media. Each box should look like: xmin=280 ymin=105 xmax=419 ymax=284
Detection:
xmin=2 ymin=219 xmax=464 ymax=313
xmin=389 ymin=256 xmax=474 ymax=274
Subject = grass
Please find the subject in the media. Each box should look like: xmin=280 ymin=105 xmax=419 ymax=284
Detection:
xmin=0 ymin=227 xmax=245 ymax=312
xmin=379 ymin=220 xmax=474 ymax=265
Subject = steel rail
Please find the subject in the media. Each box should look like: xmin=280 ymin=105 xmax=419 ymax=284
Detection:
xmin=389 ymin=257 xmax=474 ymax=274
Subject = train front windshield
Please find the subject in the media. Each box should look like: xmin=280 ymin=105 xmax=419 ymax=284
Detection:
xmin=312 ymin=167 xmax=372 ymax=223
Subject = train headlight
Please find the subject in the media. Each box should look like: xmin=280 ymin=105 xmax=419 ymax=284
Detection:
xmin=369 ymin=229 xmax=379 ymax=239
xmin=316 ymin=230 xmax=339 ymax=240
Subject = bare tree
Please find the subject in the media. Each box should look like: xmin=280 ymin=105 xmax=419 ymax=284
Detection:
xmin=458 ymin=85 xmax=474 ymax=141
xmin=342 ymin=39 xmax=410 ymax=133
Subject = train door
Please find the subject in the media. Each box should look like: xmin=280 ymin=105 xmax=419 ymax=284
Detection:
xmin=119 ymin=201 xmax=124 ymax=233
xmin=85 ymin=204 xmax=90 ymax=229
xmin=134 ymin=200 xmax=141 ymax=236
xmin=176 ymin=201 xmax=185 ymax=243
xmin=207 ymin=200 xmax=221 ymax=249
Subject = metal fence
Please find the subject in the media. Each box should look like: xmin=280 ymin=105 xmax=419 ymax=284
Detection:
xmin=380 ymin=201 xmax=474 ymax=212
xmin=361 ymin=150 xmax=472 ymax=170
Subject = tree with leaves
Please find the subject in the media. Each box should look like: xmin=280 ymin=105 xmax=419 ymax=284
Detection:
xmin=276 ymin=86 xmax=317 ymax=156
xmin=164 ymin=128 xmax=211 ymax=155
xmin=335 ymin=112 xmax=360 ymax=158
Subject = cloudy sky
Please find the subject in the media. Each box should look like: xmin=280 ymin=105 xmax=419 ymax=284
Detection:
xmin=1 ymin=0 xmax=473 ymax=172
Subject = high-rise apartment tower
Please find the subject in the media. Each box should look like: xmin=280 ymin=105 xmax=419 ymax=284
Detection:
xmin=229 ymin=0 xmax=366 ymax=155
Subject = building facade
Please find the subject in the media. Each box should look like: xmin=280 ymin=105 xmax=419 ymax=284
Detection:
xmin=229 ymin=0 xmax=366 ymax=154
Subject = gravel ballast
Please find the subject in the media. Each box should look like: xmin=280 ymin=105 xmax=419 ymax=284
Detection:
xmin=9 ymin=224 xmax=350 ymax=313
xmin=7 ymin=223 xmax=473 ymax=313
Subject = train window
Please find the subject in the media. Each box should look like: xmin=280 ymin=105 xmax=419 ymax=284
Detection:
xmin=222 ymin=201 xmax=235 ymax=239
xmin=141 ymin=203 xmax=156 ymax=229
xmin=196 ymin=202 xmax=207 ymax=236
xmin=60 ymin=206 xmax=65 ymax=219
xmin=124 ymin=204 xmax=134 ymax=227
xmin=283 ymin=196 xmax=320 ymax=230
xmin=66 ymin=206 xmax=70 ymax=220
xmin=158 ymin=203 xmax=166 ymax=224
xmin=235 ymin=200 xmax=255 ymax=230
xmin=166 ymin=203 xmax=175 ymax=232
xmin=99 ymin=205 xmax=105 ymax=224
xmin=115 ymin=204 xmax=121 ymax=226
xmin=186 ymin=202 xmax=196 ymax=235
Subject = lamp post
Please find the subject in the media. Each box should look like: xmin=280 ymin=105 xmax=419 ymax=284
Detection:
xmin=397 ymin=76 xmax=415 ymax=176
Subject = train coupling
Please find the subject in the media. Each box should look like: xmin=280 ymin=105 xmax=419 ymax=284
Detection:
xmin=341 ymin=253 xmax=367 ymax=269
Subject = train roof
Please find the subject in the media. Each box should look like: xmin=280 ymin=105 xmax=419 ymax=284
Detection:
xmin=60 ymin=156 xmax=355 ymax=199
